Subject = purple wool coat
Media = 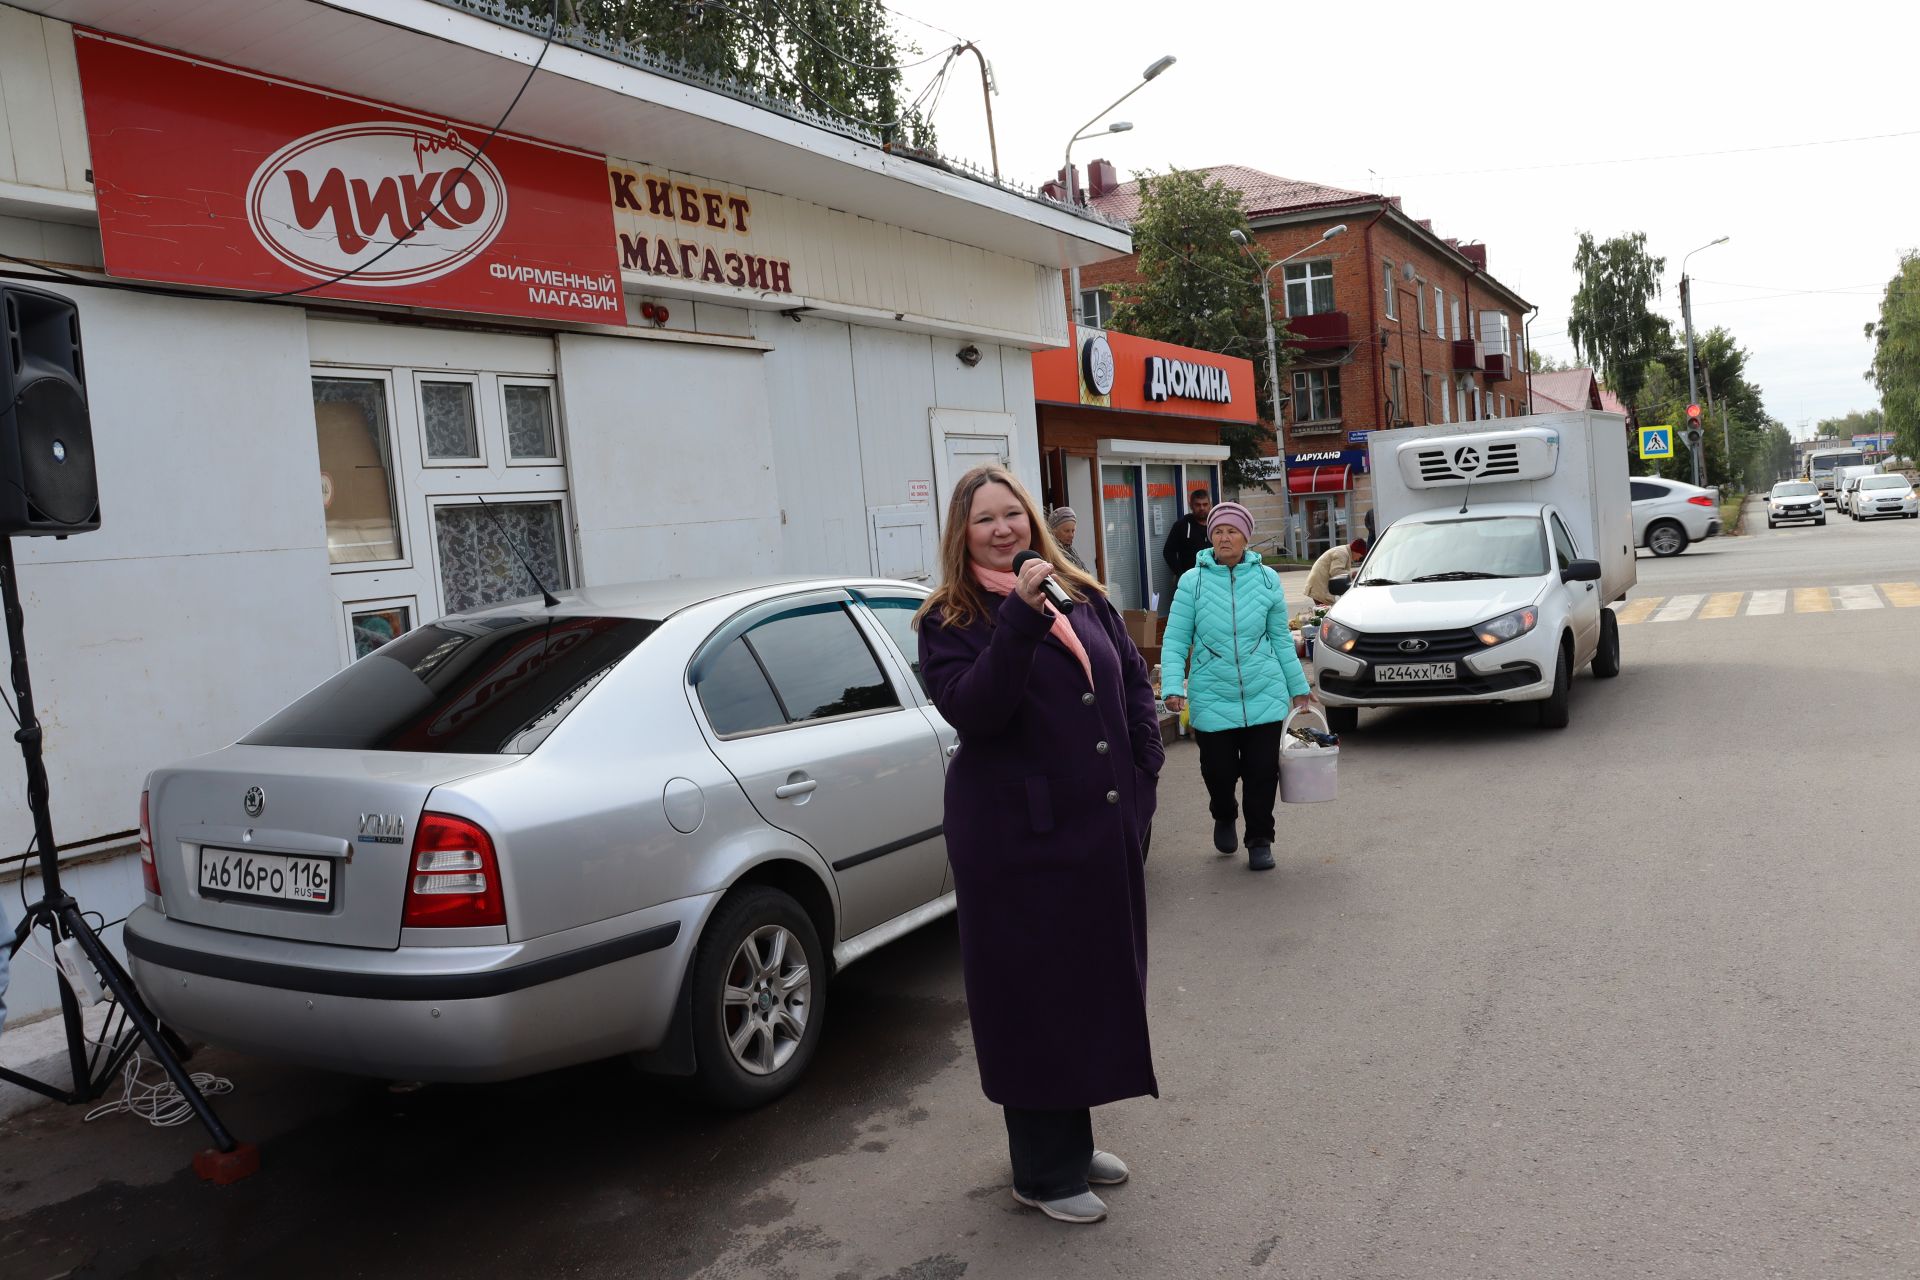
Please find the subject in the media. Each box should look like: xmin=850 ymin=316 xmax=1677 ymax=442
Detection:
xmin=919 ymin=587 xmax=1164 ymax=1110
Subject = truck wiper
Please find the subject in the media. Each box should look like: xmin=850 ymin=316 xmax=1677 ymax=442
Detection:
xmin=1409 ymin=571 xmax=1510 ymax=582
xmin=1356 ymin=577 xmax=1402 ymax=586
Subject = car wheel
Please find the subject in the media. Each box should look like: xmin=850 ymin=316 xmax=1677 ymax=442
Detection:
xmin=1767 ymin=520 xmax=1777 ymax=529
xmin=1646 ymin=521 xmax=1688 ymax=557
xmin=1326 ymin=705 xmax=1359 ymax=734
xmin=1537 ymin=639 xmax=1572 ymax=729
xmin=1591 ymin=609 xmax=1621 ymax=679
xmin=687 ymin=885 xmax=826 ymax=1110
xmin=1817 ymin=517 xmax=1827 ymax=526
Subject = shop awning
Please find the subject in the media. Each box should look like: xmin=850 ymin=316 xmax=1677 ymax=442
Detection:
xmin=1288 ymin=465 xmax=1352 ymax=494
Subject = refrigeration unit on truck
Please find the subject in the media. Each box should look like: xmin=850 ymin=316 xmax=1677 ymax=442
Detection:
xmin=1311 ymin=411 xmax=1635 ymax=732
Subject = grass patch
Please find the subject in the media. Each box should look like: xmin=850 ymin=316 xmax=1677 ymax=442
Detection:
xmin=1721 ymin=493 xmax=1747 ymax=535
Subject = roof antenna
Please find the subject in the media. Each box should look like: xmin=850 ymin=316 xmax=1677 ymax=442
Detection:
xmin=1459 ymin=472 xmax=1474 ymax=515
xmin=475 ymin=496 xmax=561 ymax=608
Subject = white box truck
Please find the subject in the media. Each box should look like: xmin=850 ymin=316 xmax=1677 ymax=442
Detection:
xmin=1311 ymin=411 xmax=1635 ymax=731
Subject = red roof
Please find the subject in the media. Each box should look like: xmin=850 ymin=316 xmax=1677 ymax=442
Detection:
xmin=1529 ymin=368 xmax=1602 ymax=413
xmin=1086 ymin=164 xmax=1378 ymax=223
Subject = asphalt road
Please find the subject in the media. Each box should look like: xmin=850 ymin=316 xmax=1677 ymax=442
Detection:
xmin=4 ymin=510 xmax=1919 ymax=1280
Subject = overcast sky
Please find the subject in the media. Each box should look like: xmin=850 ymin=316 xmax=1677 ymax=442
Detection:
xmin=888 ymin=0 xmax=1915 ymax=438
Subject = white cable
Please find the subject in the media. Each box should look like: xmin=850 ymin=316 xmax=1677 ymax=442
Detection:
xmin=84 ymin=1051 xmax=234 ymax=1128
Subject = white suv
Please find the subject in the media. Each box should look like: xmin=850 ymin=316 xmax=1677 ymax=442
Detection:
xmin=1630 ymin=478 xmax=1721 ymax=557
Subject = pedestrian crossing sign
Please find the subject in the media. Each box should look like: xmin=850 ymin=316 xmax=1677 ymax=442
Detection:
xmin=1639 ymin=426 xmax=1674 ymax=460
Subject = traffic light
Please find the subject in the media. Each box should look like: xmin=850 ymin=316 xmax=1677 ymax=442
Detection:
xmin=1686 ymin=402 xmax=1702 ymax=424
xmin=1688 ymin=430 xmax=1703 ymax=448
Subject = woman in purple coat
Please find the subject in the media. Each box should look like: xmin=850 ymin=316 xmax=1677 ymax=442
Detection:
xmin=916 ymin=465 xmax=1163 ymax=1225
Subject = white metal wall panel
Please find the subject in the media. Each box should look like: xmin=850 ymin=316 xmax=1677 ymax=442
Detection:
xmin=757 ymin=313 xmax=871 ymax=576
xmin=0 ymin=10 xmax=91 ymax=195
xmin=556 ymin=332 xmax=781 ymax=583
xmin=3 ymin=287 xmax=339 ymax=859
xmin=850 ymin=325 xmax=941 ymax=514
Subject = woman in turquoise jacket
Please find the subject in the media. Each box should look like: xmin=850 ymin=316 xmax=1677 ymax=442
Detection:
xmin=1161 ymin=501 xmax=1313 ymax=871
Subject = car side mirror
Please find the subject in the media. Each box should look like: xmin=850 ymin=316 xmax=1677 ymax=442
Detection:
xmin=1563 ymin=559 xmax=1603 ymax=583
xmin=1329 ymin=576 xmax=1351 ymax=597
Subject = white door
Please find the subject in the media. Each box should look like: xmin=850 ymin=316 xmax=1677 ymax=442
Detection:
xmin=1550 ymin=511 xmax=1601 ymax=659
xmin=929 ymin=408 xmax=1014 ymax=532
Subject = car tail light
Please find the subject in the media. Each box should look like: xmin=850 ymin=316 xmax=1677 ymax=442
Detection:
xmin=402 ymin=813 xmax=505 ymax=928
xmin=138 ymin=789 xmax=161 ymax=900
xmin=1687 ymin=495 xmax=1715 ymax=507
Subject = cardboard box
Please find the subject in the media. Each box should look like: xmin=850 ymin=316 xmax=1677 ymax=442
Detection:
xmin=1121 ymin=609 xmax=1160 ymax=650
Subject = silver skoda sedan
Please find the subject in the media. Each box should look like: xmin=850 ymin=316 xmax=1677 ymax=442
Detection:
xmin=127 ymin=578 xmax=956 ymax=1108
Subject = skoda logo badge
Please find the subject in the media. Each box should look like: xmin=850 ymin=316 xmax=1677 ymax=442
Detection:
xmin=1398 ymin=638 xmax=1430 ymax=653
xmin=243 ymin=786 xmax=266 ymax=818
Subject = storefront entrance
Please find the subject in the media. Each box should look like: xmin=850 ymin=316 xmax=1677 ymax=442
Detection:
xmin=1298 ymin=494 xmax=1349 ymax=561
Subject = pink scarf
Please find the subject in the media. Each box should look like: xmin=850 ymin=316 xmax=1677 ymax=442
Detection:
xmin=972 ymin=563 xmax=1094 ymax=689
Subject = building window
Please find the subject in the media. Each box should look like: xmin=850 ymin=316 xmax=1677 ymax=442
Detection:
xmin=313 ymin=375 xmax=404 ymax=565
xmin=1422 ymin=372 xmax=1437 ymax=423
xmin=432 ymin=498 xmax=571 ymax=615
xmin=1080 ymin=288 xmax=1113 ymax=328
xmin=1284 ymin=260 xmax=1335 ymax=316
xmin=419 ymin=377 xmax=483 ymax=464
xmin=1292 ymin=368 xmax=1342 ymax=422
xmin=1382 ymin=261 xmax=1397 ymax=319
xmin=348 ymin=599 xmax=413 ymax=660
xmin=1450 ymin=299 xmax=1462 ymax=344
xmin=1387 ymin=364 xmax=1405 ymax=423
xmin=1417 ymin=283 xmax=1428 ymax=331
xmin=1433 ymin=286 xmax=1445 ymax=338
xmin=503 ymin=380 xmax=561 ymax=463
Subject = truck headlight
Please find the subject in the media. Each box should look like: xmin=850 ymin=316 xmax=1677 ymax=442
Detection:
xmin=1475 ymin=607 xmax=1539 ymax=646
xmin=1319 ymin=618 xmax=1361 ymax=653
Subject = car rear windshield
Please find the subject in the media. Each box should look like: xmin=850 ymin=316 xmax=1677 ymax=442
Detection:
xmin=243 ymin=614 xmax=658 ymax=754
xmin=1771 ymin=482 xmax=1817 ymax=497
xmin=1860 ymin=476 xmax=1909 ymax=490
xmin=1363 ymin=516 xmax=1549 ymax=583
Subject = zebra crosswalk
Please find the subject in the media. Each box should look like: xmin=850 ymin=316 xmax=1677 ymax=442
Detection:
xmin=1616 ymin=583 xmax=1920 ymax=624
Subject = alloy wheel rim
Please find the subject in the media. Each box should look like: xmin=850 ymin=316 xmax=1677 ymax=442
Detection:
xmin=722 ymin=924 xmax=811 ymax=1076
xmin=1652 ymin=527 xmax=1681 ymax=554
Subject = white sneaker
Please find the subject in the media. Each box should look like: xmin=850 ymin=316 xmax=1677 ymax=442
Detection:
xmin=1011 ymin=1188 xmax=1108 ymax=1223
xmin=1087 ymin=1150 xmax=1130 ymax=1186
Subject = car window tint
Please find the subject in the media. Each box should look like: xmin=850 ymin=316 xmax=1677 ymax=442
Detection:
xmin=1550 ymin=516 xmax=1578 ymax=568
xmin=747 ymin=604 xmax=900 ymax=723
xmin=243 ymin=615 xmax=657 ymax=754
xmin=1629 ymin=481 xmax=1663 ymax=502
xmin=862 ymin=597 xmax=927 ymax=695
xmin=695 ymin=637 xmax=786 ymax=737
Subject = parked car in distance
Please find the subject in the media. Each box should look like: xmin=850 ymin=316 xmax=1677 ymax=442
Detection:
xmin=1851 ymin=474 xmax=1919 ymax=520
xmin=1834 ymin=464 xmax=1881 ymax=516
xmin=1630 ymin=477 xmax=1721 ymax=557
xmin=1766 ymin=480 xmax=1826 ymax=529
xmin=127 ymin=577 xmax=963 ymax=1109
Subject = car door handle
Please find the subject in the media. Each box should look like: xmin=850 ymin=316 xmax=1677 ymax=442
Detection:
xmin=774 ymin=778 xmax=818 ymax=800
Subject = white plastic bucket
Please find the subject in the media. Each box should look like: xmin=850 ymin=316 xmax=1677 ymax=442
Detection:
xmin=1278 ymin=706 xmax=1338 ymax=804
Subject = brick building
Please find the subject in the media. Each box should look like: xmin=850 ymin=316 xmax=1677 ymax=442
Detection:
xmin=1066 ymin=163 xmax=1534 ymax=558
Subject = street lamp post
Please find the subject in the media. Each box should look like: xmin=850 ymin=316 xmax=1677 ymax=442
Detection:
xmin=1232 ymin=224 xmax=1348 ymax=557
xmin=1680 ymin=235 xmax=1728 ymax=488
xmin=1061 ymin=56 xmax=1174 ymax=326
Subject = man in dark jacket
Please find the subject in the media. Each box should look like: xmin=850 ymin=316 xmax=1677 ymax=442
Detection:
xmin=1160 ymin=488 xmax=1214 ymax=614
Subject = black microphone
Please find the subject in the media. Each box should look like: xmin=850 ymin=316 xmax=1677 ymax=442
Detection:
xmin=1012 ymin=549 xmax=1075 ymax=613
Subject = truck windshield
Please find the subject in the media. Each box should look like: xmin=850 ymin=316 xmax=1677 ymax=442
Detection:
xmin=1771 ymin=482 xmax=1818 ymax=497
xmin=244 ymin=614 xmax=658 ymax=754
xmin=1362 ymin=516 xmax=1549 ymax=583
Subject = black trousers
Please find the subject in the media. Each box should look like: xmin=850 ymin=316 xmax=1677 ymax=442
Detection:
xmin=1194 ymin=721 xmax=1284 ymax=846
xmin=1004 ymin=1106 xmax=1094 ymax=1200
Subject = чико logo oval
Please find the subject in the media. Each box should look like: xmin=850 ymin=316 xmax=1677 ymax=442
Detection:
xmin=246 ymin=122 xmax=508 ymax=286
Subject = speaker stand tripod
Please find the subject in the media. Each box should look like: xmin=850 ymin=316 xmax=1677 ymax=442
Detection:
xmin=1 ymin=537 xmax=254 ymax=1181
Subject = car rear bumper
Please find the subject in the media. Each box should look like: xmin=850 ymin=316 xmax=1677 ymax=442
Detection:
xmin=125 ymin=895 xmax=714 ymax=1082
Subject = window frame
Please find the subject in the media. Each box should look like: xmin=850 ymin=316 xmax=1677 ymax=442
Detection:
xmin=1078 ymin=288 xmax=1113 ymax=329
xmin=312 ymin=366 xmax=413 ymax=574
xmin=341 ymin=594 xmax=418 ymax=667
xmin=1387 ymin=363 xmax=1405 ymax=424
xmin=424 ymin=489 xmax=576 ymax=619
xmin=1283 ymin=258 xmax=1336 ymax=318
xmin=414 ymin=370 xmax=487 ymax=468
xmin=500 ymin=376 xmax=565 ymax=468
xmin=850 ymin=590 xmax=933 ymax=703
xmin=687 ymin=591 xmax=913 ymax=741
xmin=1382 ymin=260 xmax=1397 ymax=319
xmin=1291 ymin=367 xmax=1343 ymax=424
xmin=1549 ymin=513 xmax=1580 ymax=568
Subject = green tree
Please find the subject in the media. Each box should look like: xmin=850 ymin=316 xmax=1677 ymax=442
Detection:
xmin=1567 ymin=231 xmax=1671 ymax=410
xmin=1109 ymin=169 xmax=1280 ymax=488
xmin=512 ymin=0 xmax=934 ymax=147
xmin=1864 ymin=252 xmax=1920 ymax=460
xmin=1811 ymin=408 xmax=1883 ymax=442
xmin=1527 ymin=348 xmax=1572 ymax=373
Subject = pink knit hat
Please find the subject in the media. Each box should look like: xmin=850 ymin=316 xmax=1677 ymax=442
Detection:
xmin=1207 ymin=500 xmax=1254 ymax=541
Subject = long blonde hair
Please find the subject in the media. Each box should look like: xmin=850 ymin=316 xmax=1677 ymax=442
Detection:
xmin=915 ymin=465 xmax=1106 ymax=630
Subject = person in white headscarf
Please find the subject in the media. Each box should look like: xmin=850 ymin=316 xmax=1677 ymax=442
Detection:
xmin=1047 ymin=507 xmax=1088 ymax=572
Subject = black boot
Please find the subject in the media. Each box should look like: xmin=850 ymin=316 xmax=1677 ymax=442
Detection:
xmin=1247 ymin=844 xmax=1275 ymax=871
xmin=1213 ymin=819 xmax=1237 ymax=854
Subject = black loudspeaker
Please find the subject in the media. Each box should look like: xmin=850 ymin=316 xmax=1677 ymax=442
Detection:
xmin=1 ymin=283 xmax=99 ymax=536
